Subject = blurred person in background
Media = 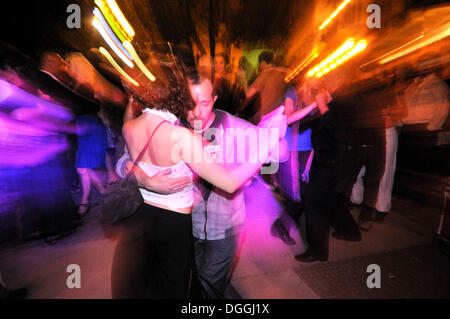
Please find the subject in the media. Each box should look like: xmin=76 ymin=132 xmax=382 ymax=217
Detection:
xmin=213 ymin=52 xmax=245 ymax=115
xmin=235 ymin=56 xmax=257 ymax=95
xmin=397 ymin=53 xmax=449 ymax=131
xmin=97 ymin=106 xmax=120 ymax=187
xmin=75 ymin=112 xmax=108 ymax=216
xmin=0 ymin=47 xmax=81 ymax=243
xmin=237 ymin=50 xmax=289 ymax=125
xmin=237 ymin=50 xmax=289 ymax=190
xmin=271 ymin=80 xmax=315 ymax=245
xmin=351 ymin=67 xmax=405 ymax=219
xmin=334 ymin=67 xmax=389 ymax=232
xmin=293 ymin=79 xmax=336 ymax=262
xmin=295 ymin=78 xmax=361 ymax=262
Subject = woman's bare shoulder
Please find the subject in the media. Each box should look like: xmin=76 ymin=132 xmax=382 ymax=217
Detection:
xmin=122 ymin=115 xmax=148 ymax=140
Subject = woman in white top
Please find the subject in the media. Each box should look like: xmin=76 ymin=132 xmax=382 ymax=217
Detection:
xmin=111 ymin=57 xmax=286 ymax=299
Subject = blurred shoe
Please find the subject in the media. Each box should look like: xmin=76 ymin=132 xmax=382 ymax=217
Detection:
xmin=270 ymin=219 xmax=296 ymax=245
xmin=332 ymin=231 xmax=361 ymax=242
xmin=295 ymin=248 xmax=327 ymax=263
xmin=44 ymin=228 xmax=77 ymax=245
xmin=77 ymin=203 xmax=90 ymax=217
xmin=5 ymin=288 xmax=27 ymax=299
xmin=70 ymin=187 xmax=81 ymax=194
xmin=358 ymin=207 xmax=375 ymax=231
xmin=106 ymin=179 xmax=120 ymax=189
xmin=44 ymin=236 xmax=59 ymax=245
xmin=375 ymin=211 xmax=388 ymax=224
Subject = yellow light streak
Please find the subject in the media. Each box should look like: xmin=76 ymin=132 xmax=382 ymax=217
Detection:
xmin=104 ymin=0 xmax=135 ymax=38
xmin=123 ymin=41 xmax=156 ymax=82
xmin=92 ymin=17 xmax=133 ymax=68
xmin=319 ymin=0 xmax=352 ymax=30
xmin=379 ymin=25 xmax=449 ymax=64
xmin=285 ymin=50 xmax=319 ymax=82
xmin=95 ymin=0 xmax=130 ymax=42
xmin=307 ymin=39 xmax=367 ymax=78
xmin=99 ymin=47 xmax=139 ymax=86
xmin=307 ymin=39 xmax=355 ymax=77
xmin=360 ymin=35 xmax=424 ymax=68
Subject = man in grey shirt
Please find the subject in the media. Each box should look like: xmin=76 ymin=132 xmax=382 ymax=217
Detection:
xmin=187 ymin=74 xmax=252 ymax=298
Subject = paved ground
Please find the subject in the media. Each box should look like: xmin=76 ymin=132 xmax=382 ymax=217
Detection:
xmin=0 ymin=176 xmax=449 ymax=299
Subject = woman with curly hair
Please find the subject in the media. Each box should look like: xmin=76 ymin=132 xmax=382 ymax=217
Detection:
xmin=111 ymin=55 xmax=287 ymax=299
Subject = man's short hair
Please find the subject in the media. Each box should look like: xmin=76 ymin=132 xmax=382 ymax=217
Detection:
xmin=186 ymin=67 xmax=211 ymax=86
xmin=258 ymin=51 xmax=274 ymax=64
xmin=186 ymin=67 xmax=201 ymax=85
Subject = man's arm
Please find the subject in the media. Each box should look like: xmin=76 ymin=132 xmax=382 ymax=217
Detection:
xmin=115 ymin=152 xmax=192 ymax=195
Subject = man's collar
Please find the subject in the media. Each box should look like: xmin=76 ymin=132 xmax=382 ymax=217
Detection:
xmin=198 ymin=111 xmax=216 ymax=133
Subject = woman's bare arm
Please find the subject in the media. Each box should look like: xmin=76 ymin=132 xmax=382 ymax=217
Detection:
xmin=286 ymin=102 xmax=317 ymax=125
xmin=180 ymin=109 xmax=287 ymax=194
xmin=180 ymin=129 xmax=267 ymax=193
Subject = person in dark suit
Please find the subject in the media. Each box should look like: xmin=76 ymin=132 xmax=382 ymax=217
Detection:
xmin=294 ymin=80 xmax=361 ymax=262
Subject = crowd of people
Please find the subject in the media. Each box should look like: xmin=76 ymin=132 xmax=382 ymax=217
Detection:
xmin=0 ymin=39 xmax=448 ymax=299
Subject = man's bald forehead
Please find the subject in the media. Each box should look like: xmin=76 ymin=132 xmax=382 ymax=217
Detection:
xmin=190 ymin=77 xmax=213 ymax=97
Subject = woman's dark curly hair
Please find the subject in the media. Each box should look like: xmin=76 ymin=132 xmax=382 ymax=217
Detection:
xmin=121 ymin=53 xmax=195 ymax=122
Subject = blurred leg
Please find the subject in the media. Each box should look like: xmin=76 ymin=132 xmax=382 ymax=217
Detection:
xmin=304 ymin=205 xmax=330 ymax=260
xmin=331 ymin=194 xmax=362 ymax=241
xmin=76 ymin=168 xmax=90 ymax=205
xmin=195 ymin=237 xmax=237 ymax=298
xmin=105 ymin=149 xmax=119 ymax=184
xmin=298 ymin=167 xmax=333 ymax=261
xmin=111 ymin=210 xmax=150 ymax=298
xmin=351 ymin=166 xmax=366 ymax=205
xmin=375 ymin=127 xmax=398 ymax=213
xmin=361 ymin=128 xmax=386 ymax=209
xmin=88 ymin=168 xmax=106 ymax=194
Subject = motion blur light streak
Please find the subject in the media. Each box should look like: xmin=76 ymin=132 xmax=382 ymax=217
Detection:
xmin=95 ymin=0 xmax=130 ymax=42
xmin=0 ymin=79 xmax=13 ymax=106
xmin=92 ymin=16 xmax=134 ymax=68
xmin=308 ymin=39 xmax=364 ymax=77
xmin=0 ymin=113 xmax=68 ymax=167
xmin=123 ymin=41 xmax=156 ymax=82
xmin=307 ymin=39 xmax=355 ymax=76
xmin=0 ymin=79 xmax=73 ymax=121
xmin=316 ymin=40 xmax=367 ymax=77
xmin=93 ymin=8 xmax=133 ymax=61
xmin=319 ymin=0 xmax=352 ymax=30
xmin=285 ymin=50 xmax=319 ymax=82
xmin=0 ymin=80 xmax=73 ymax=167
xmin=359 ymin=35 xmax=424 ymax=68
xmin=379 ymin=25 xmax=450 ymax=64
xmin=99 ymin=47 xmax=139 ymax=86
xmin=104 ymin=0 xmax=135 ymax=39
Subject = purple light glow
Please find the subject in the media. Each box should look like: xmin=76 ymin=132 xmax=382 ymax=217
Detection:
xmin=0 ymin=79 xmax=73 ymax=121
